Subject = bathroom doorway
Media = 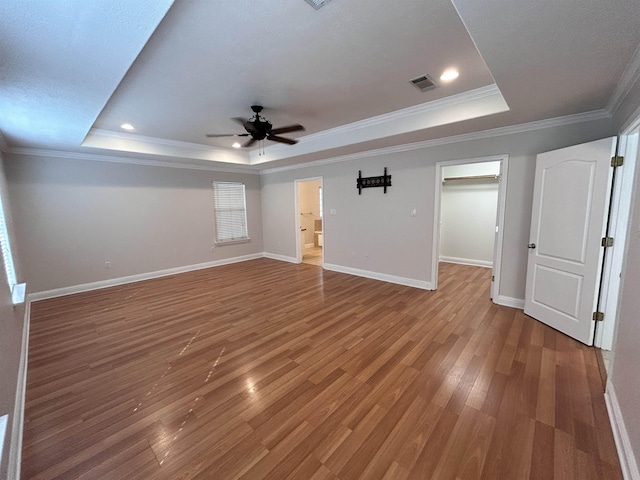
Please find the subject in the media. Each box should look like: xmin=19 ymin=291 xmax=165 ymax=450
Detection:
xmin=295 ymin=177 xmax=324 ymax=266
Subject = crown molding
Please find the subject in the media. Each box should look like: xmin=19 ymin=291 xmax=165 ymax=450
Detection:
xmin=259 ymin=109 xmax=611 ymax=175
xmin=86 ymin=128 xmax=243 ymax=154
xmin=607 ymin=43 xmax=640 ymax=116
xmin=6 ymin=108 xmax=610 ymax=177
xmin=620 ymin=102 xmax=640 ymax=133
xmin=251 ymin=84 xmax=507 ymax=164
xmin=83 ymin=128 xmax=250 ymax=165
xmin=263 ymin=84 xmax=501 ymax=153
xmin=7 ymin=147 xmax=260 ymax=175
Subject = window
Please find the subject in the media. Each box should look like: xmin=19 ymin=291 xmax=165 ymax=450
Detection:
xmin=212 ymin=182 xmax=249 ymax=244
xmin=0 ymin=192 xmax=23 ymax=303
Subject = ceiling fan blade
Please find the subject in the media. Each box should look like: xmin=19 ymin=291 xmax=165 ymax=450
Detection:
xmin=243 ymin=137 xmax=257 ymax=148
xmin=232 ymin=117 xmax=248 ymax=127
xmin=205 ymin=133 xmax=249 ymax=138
xmin=268 ymin=134 xmax=298 ymax=145
xmin=270 ymin=124 xmax=305 ymax=135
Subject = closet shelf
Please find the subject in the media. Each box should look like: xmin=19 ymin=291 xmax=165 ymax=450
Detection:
xmin=443 ymin=174 xmax=499 ymax=182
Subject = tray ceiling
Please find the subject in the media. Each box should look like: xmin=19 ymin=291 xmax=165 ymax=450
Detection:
xmin=1 ymin=0 xmax=639 ymax=169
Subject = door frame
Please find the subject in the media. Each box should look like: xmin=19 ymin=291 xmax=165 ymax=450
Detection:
xmin=595 ymin=119 xmax=640 ymax=349
xmin=294 ymin=176 xmax=324 ymax=265
xmin=431 ymin=154 xmax=509 ymax=300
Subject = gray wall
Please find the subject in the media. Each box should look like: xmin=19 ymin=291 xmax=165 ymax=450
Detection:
xmin=4 ymin=154 xmax=263 ymax=293
xmin=0 ymin=153 xmax=26 ymax=480
xmin=261 ymin=118 xmax=613 ymax=300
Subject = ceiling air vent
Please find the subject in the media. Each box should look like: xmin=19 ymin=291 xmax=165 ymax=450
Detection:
xmin=410 ymin=74 xmax=438 ymax=92
xmin=304 ymin=0 xmax=332 ymax=9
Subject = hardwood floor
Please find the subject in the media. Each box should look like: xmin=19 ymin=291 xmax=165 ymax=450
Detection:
xmin=22 ymin=260 xmax=622 ymax=479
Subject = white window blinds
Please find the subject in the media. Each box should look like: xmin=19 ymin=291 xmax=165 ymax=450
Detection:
xmin=0 ymin=193 xmax=17 ymax=290
xmin=212 ymin=182 xmax=249 ymax=244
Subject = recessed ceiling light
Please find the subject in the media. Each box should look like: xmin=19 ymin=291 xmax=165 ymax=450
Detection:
xmin=120 ymin=123 xmax=135 ymax=131
xmin=440 ymin=69 xmax=459 ymax=82
xmin=232 ymin=142 xmax=241 ymax=149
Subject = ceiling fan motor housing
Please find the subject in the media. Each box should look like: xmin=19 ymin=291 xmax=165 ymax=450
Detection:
xmin=245 ymin=116 xmax=272 ymax=140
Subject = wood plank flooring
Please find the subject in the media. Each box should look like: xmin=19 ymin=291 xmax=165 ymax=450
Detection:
xmin=22 ymin=260 xmax=622 ymax=479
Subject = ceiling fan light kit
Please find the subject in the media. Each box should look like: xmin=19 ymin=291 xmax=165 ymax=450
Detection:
xmin=206 ymin=105 xmax=305 ymax=149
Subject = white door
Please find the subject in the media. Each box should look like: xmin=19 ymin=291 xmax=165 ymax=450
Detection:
xmin=524 ymin=137 xmax=616 ymax=345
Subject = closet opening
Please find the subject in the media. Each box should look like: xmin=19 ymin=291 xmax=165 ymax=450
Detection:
xmin=431 ymin=155 xmax=508 ymax=300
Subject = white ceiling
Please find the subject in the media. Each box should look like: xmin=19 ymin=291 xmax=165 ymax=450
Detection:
xmin=1 ymin=0 xmax=639 ymax=171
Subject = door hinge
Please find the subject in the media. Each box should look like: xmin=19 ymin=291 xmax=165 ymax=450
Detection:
xmin=601 ymin=237 xmax=614 ymax=247
xmin=491 ymin=275 xmax=495 ymax=281
xmin=611 ymin=156 xmax=624 ymax=167
xmin=593 ymin=311 xmax=604 ymax=322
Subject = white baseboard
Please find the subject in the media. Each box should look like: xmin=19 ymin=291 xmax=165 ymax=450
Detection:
xmin=323 ymin=263 xmax=432 ymax=290
xmin=263 ymin=252 xmax=299 ymax=264
xmin=28 ymin=253 xmax=265 ymax=301
xmin=7 ymin=299 xmax=31 ymax=480
xmin=606 ymin=381 xmax=640 ymax=480
xmin=495 ymin=295 xmax=525 ymax=309
xmin=440 ymin=256 xmax=493 ymax=268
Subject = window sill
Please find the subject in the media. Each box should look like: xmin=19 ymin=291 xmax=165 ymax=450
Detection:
xmin=214 ymin=238 xmax=251 ymax=246
xmin=12 ymin=283 xmax=26 ymax=305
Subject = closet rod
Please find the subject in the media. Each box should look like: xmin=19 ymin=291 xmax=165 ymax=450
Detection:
xmin=443 ymin=174 xmax=499 ymax=182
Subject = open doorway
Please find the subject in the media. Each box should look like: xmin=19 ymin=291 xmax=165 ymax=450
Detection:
xmin=432 ymin=155 xmax=508 ymax=300
xmin=295 ymin=177 xmax=323 ymax=266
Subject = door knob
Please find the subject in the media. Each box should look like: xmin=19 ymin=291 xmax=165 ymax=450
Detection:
xmin=528 ymin=243 xmax=536 ymax=249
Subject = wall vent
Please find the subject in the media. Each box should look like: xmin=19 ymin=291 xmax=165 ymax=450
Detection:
xmin=410 ymin=74 xmax=438 ymax=92
xmin=304 ymin=0 xmax=332 ymax=9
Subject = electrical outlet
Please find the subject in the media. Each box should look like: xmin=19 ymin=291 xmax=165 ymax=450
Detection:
xmin=411 ymin=208 xmax=417 ymax=217
xmin=210 ymin=246 xmax=215 ymax=253
xmin=104 ymin=261 xmax=110 ymax=269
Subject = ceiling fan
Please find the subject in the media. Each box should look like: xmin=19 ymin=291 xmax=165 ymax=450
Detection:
xmin=206 ymin=105 xmax=305 ymax=148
